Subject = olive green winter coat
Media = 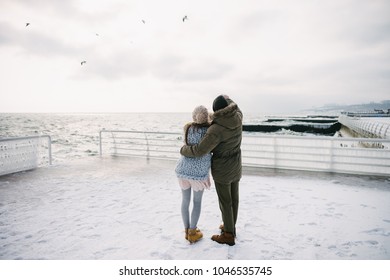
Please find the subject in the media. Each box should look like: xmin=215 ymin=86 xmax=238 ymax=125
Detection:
xmin=180 ymin=99 xmax=243 ymax=184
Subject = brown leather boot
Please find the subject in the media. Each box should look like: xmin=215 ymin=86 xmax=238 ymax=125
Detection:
xmin=211 ymin=232 xmax=235 ymax=246
xmin=219 ymin=224 xmax=236 ymax=237
xmin=187 ymin=228 xmax=203 ymax=243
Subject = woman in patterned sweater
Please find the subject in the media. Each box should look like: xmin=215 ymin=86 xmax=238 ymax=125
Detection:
xmin=175 ymin=105 xmax=211 ymax=243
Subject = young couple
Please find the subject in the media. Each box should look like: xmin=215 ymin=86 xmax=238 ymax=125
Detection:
xmin=175 ymin=95 xmax=243 ymax=246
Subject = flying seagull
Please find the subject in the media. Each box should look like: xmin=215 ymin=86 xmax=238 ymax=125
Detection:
xmin=26 ymin=23 xmax=30 ymax=27
xmin=182 ymin=15 xmax=188 ymax=22
xmin=142 ymin=20 xmax=145 ymax=24
xmin=81 ymin=61 xmax=86 ymax=66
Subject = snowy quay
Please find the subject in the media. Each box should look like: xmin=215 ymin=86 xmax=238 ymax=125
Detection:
xmin=1 ymin=152 xmax=390 ymax=260
xmin=0 ymin=130 xmax=390 ymax=260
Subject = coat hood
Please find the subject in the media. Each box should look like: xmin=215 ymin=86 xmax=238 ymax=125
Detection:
xmin=211 ymin=102 xmax=242 ymax=130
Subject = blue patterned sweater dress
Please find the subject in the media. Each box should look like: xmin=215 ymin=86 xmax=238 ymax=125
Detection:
xmin=175 ymin=125 xmax=212 ymax=191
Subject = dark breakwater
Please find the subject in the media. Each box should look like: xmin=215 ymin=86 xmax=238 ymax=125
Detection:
xmin=243 ymin=116 xmax=341 ymax=136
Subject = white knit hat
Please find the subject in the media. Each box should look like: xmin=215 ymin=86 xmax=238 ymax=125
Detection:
xmin=192 ymin=105 xmax=209 ymax=124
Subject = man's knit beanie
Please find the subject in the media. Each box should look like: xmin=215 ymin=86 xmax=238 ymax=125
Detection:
xmin=212 ymin=95 xmax=228 ymax=112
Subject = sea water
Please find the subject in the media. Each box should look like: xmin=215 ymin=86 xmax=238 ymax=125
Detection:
xmin=0 ymin=112 xmax=329 ymax=163
xmin=0 ymin=113 xmax=191 ymax=162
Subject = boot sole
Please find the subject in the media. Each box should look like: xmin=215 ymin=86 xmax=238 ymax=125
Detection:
xmin=213 ymin=241 xmax=235 ymax=246
xmin=188 ymin=238 xmax=203 ymax=244
xmin=211 ymin=238 xmax=235 ymax=246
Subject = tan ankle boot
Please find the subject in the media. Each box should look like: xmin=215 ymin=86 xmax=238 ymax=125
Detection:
xmin=187 ymin=228 xmax=203 ymax=243
xmin=211 ymin=232 xmax=235 ymax=246
xmin=185 ymin=228 xmax=201 ymax=240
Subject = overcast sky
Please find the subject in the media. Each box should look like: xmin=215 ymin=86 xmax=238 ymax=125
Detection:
xmin=0 ymin=0 xmax=389 ymax=114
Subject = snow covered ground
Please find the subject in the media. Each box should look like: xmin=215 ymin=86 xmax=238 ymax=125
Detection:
xmin=0 ymin=156 xmax=389 ymax=260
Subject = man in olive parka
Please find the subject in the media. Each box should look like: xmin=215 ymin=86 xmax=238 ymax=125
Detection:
xmin=180 ymin=95 xmax=242 ymax=246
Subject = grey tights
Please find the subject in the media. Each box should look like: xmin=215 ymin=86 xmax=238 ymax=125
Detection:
xmin=181 ymin=188 xmax=204 ymax=229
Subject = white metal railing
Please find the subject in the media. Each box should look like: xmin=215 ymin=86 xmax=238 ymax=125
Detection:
xmin=0 ymin=135 xmax=52 ymax=176
xmin=339 ymin=115 xmax=390 ymax=139
xmin=99 ymin=130 xmax=182 ymax=160
xmin=99 ymin=130 xmax=390 ymax=176
xmin=242 ymin=134 xmax=389 ymax=176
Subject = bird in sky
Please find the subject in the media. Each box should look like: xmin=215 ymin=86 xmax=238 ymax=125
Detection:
xmin=182 ymin=15 xmax=188 ymax=22
xmin=142 ymin=20 xmax=145 ymax=24
xmin=26 ymin=23 xmax=30 ymax=27
xmin=81 ymin=61 xmax=87 ymax=66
